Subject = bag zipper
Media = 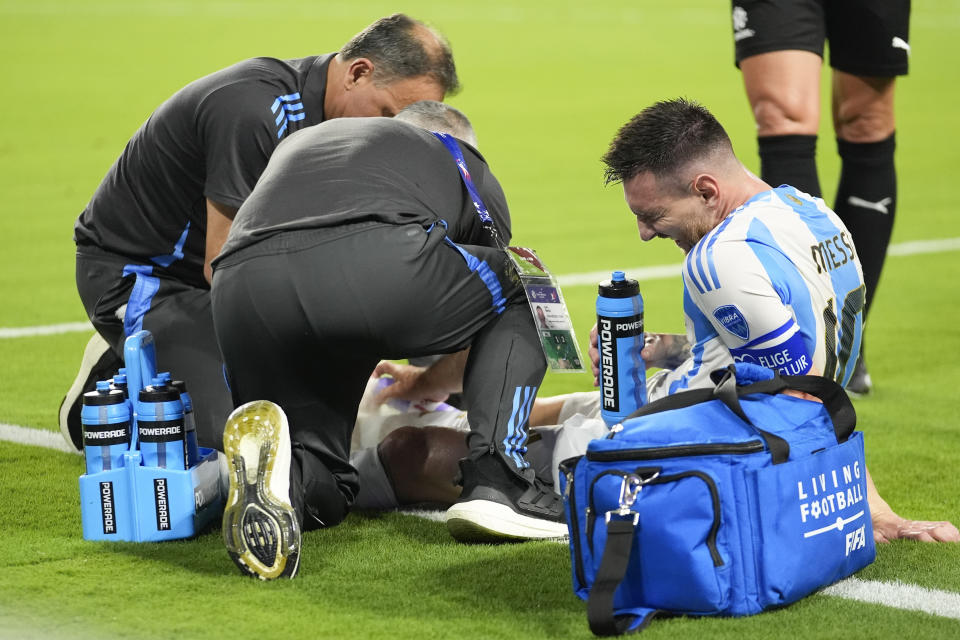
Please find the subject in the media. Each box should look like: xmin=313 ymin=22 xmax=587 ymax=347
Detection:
xmin=559 ymin=456 xmax=586 ymax=588
xmin=651 ymin=471 xmax=724 ymax=567
xmin=586 ymin=440 xmax=764 ymax=462
xmin=585 ymin=470 xmax=725 ymax=567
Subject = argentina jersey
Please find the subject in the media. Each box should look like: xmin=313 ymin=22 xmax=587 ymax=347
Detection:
xmin=647 ymin=186 xmax=865 ymax=399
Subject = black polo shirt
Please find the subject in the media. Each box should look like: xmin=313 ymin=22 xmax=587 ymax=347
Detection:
xmin=74 ymin=54 xmax=334 ymax=288
xmin=217 ymin=117 xmax=511 ymax=262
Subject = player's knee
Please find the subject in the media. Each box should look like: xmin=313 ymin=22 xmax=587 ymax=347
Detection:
xmin=832 ymin=74 xmax=896 ymax=142
xmin=833 ymin=108 xmax=895 ymax=143
xmin=752 ymin=96 xmax=818 ymax=137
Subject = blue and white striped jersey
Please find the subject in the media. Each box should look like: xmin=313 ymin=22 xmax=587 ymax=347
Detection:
xmin=648 ymin=186 xmax=865 ymax=400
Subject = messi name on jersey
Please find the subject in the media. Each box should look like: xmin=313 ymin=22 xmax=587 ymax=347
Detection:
xmin=810 ymin=232 xmax=856 ymax=275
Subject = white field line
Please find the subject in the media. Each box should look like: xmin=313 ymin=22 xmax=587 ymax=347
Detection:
xmin=3 ymin=236 xmax=957 ymax=340
xmin=0 ymin=423 xmax=78 ymax=454
xmin=0 ymin=321 xmax=93 ymax=339
xmin=822 ymin=577 xmax=960 ymax=620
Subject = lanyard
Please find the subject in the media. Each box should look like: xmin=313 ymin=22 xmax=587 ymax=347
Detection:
xmin=432 ymin=132 xmax=503 ymax=246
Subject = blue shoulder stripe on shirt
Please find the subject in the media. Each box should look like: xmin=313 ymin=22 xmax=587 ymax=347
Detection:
xmin=740 ymin=317 xmax=796 ymax=349
xmin=692 ymin=235 xmax=713 ymax=292
xmin=703 ymin=213 xmax=736 ymax=290
xmin=684 ymin=249 xmax=707 ymax=294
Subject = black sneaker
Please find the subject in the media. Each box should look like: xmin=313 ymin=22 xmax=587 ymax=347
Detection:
xmin=444 ymin=454 xmax=568 ymax=542
xmin=222 ymin=401 xmax=301 ymax=580
xmin=58 ymin=332 xmax=122 ymax=453
xmin=846 ymin=355 xmax=872 ymax=397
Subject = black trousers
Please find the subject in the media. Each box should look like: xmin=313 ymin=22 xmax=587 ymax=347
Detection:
xmin=75 ymin=246 xmax=234 ymax=448
xmin=211 ymin=222 xmax=546 ymax=529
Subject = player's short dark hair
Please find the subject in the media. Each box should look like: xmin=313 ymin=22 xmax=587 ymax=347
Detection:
xmin=602 ymin=98 xmax=732 ymax=186
xmin=340 ymin=13 xmax=460 ymax=95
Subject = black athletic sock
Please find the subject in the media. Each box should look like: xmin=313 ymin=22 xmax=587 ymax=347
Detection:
xmin=833 ymin=133 xmax=897 ymax=318
xmin=758 ymin=134 xmax=822 ymax=198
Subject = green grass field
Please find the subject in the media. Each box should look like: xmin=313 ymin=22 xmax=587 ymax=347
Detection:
xmin=1 ymin=1 xmax=959 ymax=637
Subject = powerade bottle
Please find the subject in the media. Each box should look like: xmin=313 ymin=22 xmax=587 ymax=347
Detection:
xmin=172 ymin=380 xmax=200 ymax=468
xmin=81 ymin=381 xmax=132 ymax=474
xmin=597 ymin=271 xmax=647 ymax=426
xmin=137 ymin=375 xmax=187 ymax=469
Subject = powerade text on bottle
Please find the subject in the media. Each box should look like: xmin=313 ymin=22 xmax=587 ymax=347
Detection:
xmin=81 ymin=381 xmax=131 ymax=474
xmin=597 ymin=271 xmax=647 ymax=426
xmin=137 ymin=376 xmax=187 ymax=469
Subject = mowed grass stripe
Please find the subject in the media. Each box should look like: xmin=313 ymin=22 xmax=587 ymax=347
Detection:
xmin=2 ymin=236 xmax=959 ymax=339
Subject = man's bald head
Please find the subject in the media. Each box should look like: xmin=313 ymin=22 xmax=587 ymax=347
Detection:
xmin=340 ymin=13 xmax=459 ymax=96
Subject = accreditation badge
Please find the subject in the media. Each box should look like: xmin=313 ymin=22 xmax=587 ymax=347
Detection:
xmin=506 ymin=246 xmax=586 ymax=373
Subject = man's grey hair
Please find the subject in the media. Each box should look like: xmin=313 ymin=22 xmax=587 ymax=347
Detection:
xmin=395 ymin=100 xmax=477 ymax=147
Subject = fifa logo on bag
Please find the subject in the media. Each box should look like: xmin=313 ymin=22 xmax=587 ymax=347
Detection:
xmin=845 ymin=525 xmax=867 ymax=556
xmin=797 ymin=458 xmax=867 ymax=555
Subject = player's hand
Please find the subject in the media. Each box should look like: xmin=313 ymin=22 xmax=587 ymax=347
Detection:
xmin=871 ymin=509 xmax=960 ymax=543
xmin=641 ymin=333 xmax=683 ymax=369
xmin=372 ymin=361 xmax=451 ymax=405
xmin=588 ymin=323 xmax=600 ymax=386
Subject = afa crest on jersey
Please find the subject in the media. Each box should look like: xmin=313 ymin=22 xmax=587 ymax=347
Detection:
xmin=713 ymin=304 xmax=750 ymax=340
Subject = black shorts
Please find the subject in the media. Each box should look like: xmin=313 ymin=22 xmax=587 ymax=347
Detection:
xmin=732 ymin=0 xmax=911 ymax=76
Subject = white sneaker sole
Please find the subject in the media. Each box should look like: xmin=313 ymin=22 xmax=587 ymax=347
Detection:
xmin=59 ymin=332 xmax=113 ymax=454
xmin=445 ymin=499 xmax=569 ymax=543
xmin=222 ymin=400 xmax=300 ymax=580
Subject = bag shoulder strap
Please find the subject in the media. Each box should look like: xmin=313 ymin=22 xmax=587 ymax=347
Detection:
xmin=587 ymin=518 xmax=661 ymax=635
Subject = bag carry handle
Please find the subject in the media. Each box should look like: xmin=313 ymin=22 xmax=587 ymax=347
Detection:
xmin=713 ymin=366 xmax=857 ymax=447
xmin=622 ymin=366 xmax=856 ymax=465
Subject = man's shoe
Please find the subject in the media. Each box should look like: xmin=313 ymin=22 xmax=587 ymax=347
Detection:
xmin=58 ymin=332 xmax=121 ymax=453
xmin=846 ymin=355 xmax=872 ymax=397
xmin=222 ymin=400 xmax=301 ymax=580
xmin=444 ymin=454 xmax=568 ymax=543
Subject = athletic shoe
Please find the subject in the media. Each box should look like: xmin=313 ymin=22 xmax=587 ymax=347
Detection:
xmin=846 ymin=355 xmax=873 ymax=397
xmin=58 ymin=332 xmax=121 ymax=453
xmin=222 ymin=400 xmax=301 ymax=580
xmin=444 ymin=454 xmax=568 ymax=543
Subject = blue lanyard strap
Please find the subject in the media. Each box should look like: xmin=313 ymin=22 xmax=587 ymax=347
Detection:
xmin=432 ymin=132 xmax=500 ymax=238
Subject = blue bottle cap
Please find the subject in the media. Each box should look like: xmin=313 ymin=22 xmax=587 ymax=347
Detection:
xmin=612 ymin=270 xmax=625 ymax=281
xmin=113 ymin=373 xmax=127 ymax=385
xmin=157 ymin=372 xmax=172 ymax=384
xmin=84 ymin=382 xmax=126 ymax=406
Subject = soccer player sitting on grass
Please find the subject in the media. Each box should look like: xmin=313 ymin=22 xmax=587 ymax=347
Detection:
xmin=365 ymin=98 xmax=959 ymax=545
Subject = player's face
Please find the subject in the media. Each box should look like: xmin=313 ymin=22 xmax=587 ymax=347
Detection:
xmin=342 ymin=74 xmax=444 ymax=118
xmin=623 ymin=171 xmax=716 ymax=254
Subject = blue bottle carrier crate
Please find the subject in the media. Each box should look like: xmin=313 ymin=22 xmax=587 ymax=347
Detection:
xmin=78 ymin=330 xmax=223 ymax=542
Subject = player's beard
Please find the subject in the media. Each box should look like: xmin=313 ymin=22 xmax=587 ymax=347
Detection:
xmin=678 ymin=217 xmax=716 ymax=254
